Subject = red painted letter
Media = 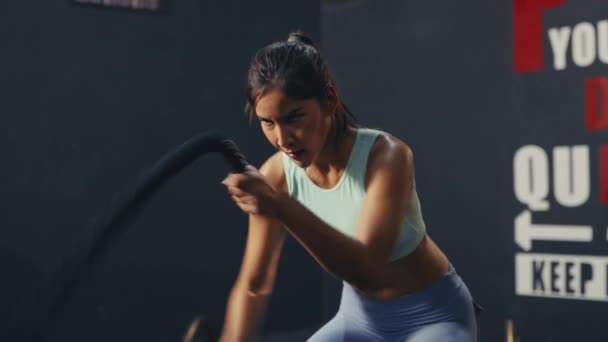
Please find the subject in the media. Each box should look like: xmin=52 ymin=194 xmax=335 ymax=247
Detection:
xmin=601 ymin=145 xmax=608 ymax=204
xmin=585 ymin=77 xmax=608 ymax=131
xmin=513 ymin=0 xmax=567 ymax=73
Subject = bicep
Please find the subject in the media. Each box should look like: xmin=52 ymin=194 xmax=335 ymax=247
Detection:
xmin=354 ymin=140 xmax=414 ymax=264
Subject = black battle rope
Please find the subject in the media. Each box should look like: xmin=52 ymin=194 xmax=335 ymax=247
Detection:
xmin=29 ymin=132 xmax=249 ymax=341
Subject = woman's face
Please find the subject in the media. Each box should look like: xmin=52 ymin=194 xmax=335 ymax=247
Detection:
xmin=254 ymin=86 xmax=332 ymax=168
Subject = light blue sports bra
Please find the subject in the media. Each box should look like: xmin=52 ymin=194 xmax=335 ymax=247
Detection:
xmin=281 ymin=128 xmax=427 ymax=261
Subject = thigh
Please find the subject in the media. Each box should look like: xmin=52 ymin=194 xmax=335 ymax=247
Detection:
xmin=405 ymin=321 xmax=476 ymax=342
xmin=306 ymin=314 xmax=383 ymax=342
xmin=306 ymin=314 xmax=344 ymax=342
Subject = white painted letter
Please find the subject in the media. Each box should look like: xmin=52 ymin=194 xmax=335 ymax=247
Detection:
xmin=572 ymin=22 xmax=596 ymax=67
xmin=548 ymin=26 xmax=571 ymax=70
xmin=514 ymin=145 xmax=550 ymax=211
xmin=553 ymin=146 xmax=590 ymax=207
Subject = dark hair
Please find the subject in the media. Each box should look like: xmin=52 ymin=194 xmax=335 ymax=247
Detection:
xmin=244 ymin=31 xmax=358 ymax=140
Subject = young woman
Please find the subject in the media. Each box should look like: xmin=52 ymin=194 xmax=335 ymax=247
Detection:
xmin=219 ymin=31 xmax=479 ymax=342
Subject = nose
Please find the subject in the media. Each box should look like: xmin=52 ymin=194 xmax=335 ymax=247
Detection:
xmin=275 ymin=125 xmax=294 ymax=149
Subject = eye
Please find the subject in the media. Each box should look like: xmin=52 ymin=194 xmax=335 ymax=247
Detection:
xmin=259 ymin=118 xmax=274 ymax=127
xmin=285 ymin=113 xmax=304 ymax=124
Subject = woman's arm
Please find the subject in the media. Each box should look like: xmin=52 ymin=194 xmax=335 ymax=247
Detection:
xmin=275 ymin=135 xmax=413 ymax=291
xmin=220 ymin=153 xmax=287 ymax=342
xmin=224 ymin=134 xmax=414 ymax=292
xmin=220 ymin=215 xmax=285 ymax=341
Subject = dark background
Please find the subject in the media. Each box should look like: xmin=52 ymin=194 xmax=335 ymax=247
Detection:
xmin=321 ymin=1 xmax=608 ymax=341
xmin=0 ymin=1 xmax=322 ymax=341
xmin=1 ymin=0 xmax=607 ymax=341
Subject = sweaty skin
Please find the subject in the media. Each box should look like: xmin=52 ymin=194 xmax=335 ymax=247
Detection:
xmin=223 ymin=86 xmax=450 ymax=299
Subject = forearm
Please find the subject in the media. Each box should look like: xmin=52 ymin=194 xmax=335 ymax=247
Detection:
xmin=275 ymin=194 xmax=384 ymax=290
xmin=220 ymin=284 xmax=270 ymax=342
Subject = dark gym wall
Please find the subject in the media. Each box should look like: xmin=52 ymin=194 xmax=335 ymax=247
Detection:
xmin=4 ymin=1 xmax=608 ymax=341
xmin=0 ymin=1 xmax=321 ymax=341
xmin=322 ymin=1 xmax=608 ymax=341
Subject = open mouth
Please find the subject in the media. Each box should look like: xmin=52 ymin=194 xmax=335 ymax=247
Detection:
xmin=285 ymin=149 xmax=305 ymax=159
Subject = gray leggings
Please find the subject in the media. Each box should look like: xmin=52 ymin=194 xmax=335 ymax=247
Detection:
xmin=308 ymin=265 xmax=480 ymax=342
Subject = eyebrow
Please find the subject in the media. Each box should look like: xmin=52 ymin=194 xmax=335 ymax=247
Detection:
xmin=257 ymin=107 xmax=304 ymax=121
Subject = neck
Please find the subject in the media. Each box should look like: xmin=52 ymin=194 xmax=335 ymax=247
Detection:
xmin=306 ymin=125 xmax=357 ymax=183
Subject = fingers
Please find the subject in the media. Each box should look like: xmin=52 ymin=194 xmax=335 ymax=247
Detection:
xmin=222 ymin=172 xmax=252 ymax=188
xmin=229 ymin=194 xmax=259 ymax=215
xmin=223 ymin=165 xmax=261 ymax=185
xmin=226 ymin=186 xmax=247 ymax=198
xmin=222 ymin=169 xmax=264 ymax=216
xmin=238 ymin=203 xmax=259 ymax=215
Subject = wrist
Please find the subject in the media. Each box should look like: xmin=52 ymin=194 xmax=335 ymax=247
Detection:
xmin=271 ymin=191 xmax=291 ymax=220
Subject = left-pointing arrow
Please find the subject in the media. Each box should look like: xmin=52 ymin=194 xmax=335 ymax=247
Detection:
xmin=514 ymin=210 xmax=593 ymax=251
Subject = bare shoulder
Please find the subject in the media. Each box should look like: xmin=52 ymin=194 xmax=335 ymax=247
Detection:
xmin=259 ymin=151 xmax=288 ymax=194
xmin=367 ymin=131 xmax=414 ymax=174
